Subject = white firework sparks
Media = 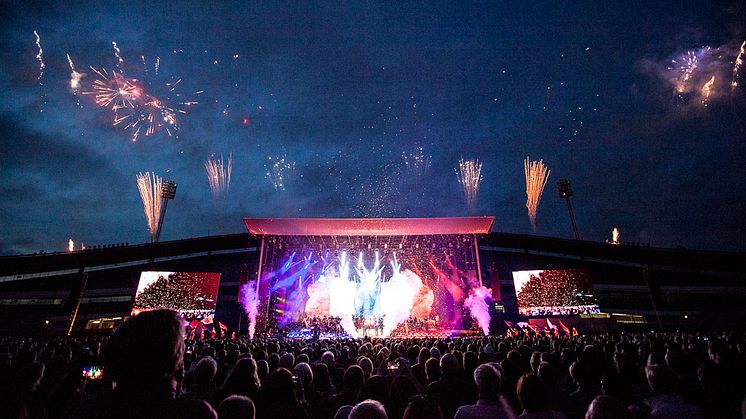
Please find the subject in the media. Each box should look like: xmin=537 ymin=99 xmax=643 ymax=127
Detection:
xmin=402 ymin=146 xmax=432 ymax=177
xmin=455 ymin=158 xmax=483 ymax=211
xmin=265 ymin=156 xmax=296 ymax=190
xmin=136 ymin=172 xmax=163 ymax=241
xmin=205 ymin=153 xmax=233 ymax=203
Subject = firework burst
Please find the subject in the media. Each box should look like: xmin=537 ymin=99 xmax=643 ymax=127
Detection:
xmin=205 ymin=153 xmax=232 ymax=204
xmin=455 ymin=158 xmax=483 ymax=211
xmin=136 ymin=172 xmax=163 ymax=241
xmin=524 ymin=157 xmax=550 ymax=232
xmin=402 ymin=146 xmax=432 ymax=178
xmin=674 ymin=51 xmax=698 ymax=93
xmin=265 ymin=156 xmax=296 ymax=190
xmin=82 ymin=47 xmax=200 ymax=141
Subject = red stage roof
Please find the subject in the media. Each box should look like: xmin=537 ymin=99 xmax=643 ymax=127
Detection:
xmin=243 ymin=217 xmax=495 ymax=236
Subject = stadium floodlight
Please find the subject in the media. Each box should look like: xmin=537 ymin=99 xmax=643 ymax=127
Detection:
xmin=557 ymin=179 xmax=581 ymax=240
xmin=154 ymin=180 xmax=177 ymax=243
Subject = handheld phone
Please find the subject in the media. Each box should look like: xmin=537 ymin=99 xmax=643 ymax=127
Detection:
xmin=387 ymin=361 xmax=399 ymax=371
xmin=292 ymin=375 xmax=305 ymax=401
xmin=82 ymin=365 xmax=104 ymax=380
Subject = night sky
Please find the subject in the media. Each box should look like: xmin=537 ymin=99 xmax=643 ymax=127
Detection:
xmin=1 ymin=1 xmax=745 ymax=256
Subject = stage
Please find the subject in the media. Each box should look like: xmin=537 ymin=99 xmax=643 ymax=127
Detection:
xmin=240 ymin=217 xmax=496 ymax=338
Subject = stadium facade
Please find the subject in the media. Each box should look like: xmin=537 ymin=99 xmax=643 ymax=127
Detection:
xmin=1 ymin=217 xmax=744 ymax=336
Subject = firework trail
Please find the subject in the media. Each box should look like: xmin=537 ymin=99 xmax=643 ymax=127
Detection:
xmin=112 ymin=41 xmax=124 ymax=66
xmin=205 ymin=153 xmax=232 ymax=203
xmin=265 ymin=156 xmax=296 ymax=190
xmin=33 ymin=31 xmax=45 ymax=82
xmin=524 ymin=157 xmax=550 ymax=232
xmin=455 ymin=158 xmax=483 ymax=211
xmin=402 ymin=146 xmax=432 ymax=177
xmin=66 ymin=54 xmax=86 ymax=91
xmin=701 ymin=75 xmax=715 ymax=105
xmin=136 ymin=172 xmax=163 ymax=241
xmin=733 ymin=40 xmax=745 ymax=89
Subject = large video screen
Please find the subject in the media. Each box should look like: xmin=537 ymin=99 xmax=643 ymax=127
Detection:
xmin=512 ymin=269 xmax=600 ymax=316
xmin=132 ymin=271 xmax=221 ymax=321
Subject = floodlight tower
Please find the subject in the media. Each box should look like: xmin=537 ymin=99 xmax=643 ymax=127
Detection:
xmin=154 ymin=180 xmax=177 ymax=242
xmin=557 ymin=179 xmax=581 ymax=240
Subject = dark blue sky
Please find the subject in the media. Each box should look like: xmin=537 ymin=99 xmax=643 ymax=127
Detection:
xmin=1 ymin=1 xmax=744 ymax=255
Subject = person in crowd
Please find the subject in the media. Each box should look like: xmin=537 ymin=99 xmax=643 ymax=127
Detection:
xmin=516 ymin=372 xmax=567 ymax=419
xmin=349 ymin=399 xmax=388 ymax=419
xmin=412 ymin=348 xmax=431 ymax=386
xmin=185 ymin=356 xmax=219 ymax=402
xmin=427 ymin=353 xmax=477 ymax=419
xmin=358 ymin=375 xmax=391 ymax=407
xmin=403 ymin=395 xmax=444 ymax=419
xmin=642 ymin=365 xmax=703 ymax=419
xmin=255 ymin=367 xmax=311 ymax=419
xmin=567 ymin=361 xmax=600 ymax=419
xmin=67 ymin=309 xmax=217 ymax=418
xmin=584 ymin=395 xmax=632 ymax=419
xmin=454 ymin=364 xmax=512 ymax=419
xmin=388 ymin=375 xmax=423 ymax=419
xmin=218 ymin=395 xmax=256 ymax=419
xmin=214 ymin=357 xmax=261 ymax=408
xmin=325 ymin=365 xmax=365 ymax=418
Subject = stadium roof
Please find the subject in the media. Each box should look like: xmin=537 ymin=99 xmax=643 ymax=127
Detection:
xmin=243 ymin=217 xmax=495 ymax=236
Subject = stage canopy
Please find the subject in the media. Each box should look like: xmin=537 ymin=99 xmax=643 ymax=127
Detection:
xmin=243 ymin=217 xmax=495 ymax=236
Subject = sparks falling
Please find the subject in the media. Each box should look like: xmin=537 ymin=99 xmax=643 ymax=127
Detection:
xmin=402 ymin=146 xmax=432 ymax=178
xmin=33 ymin=30 xmax=45 ymax=82
xmin=265 ymin=156 xmax=296 ymax=190
xmin=701 ymin=75 xmax=715 ymax=105
xmin=205 ymin=153 xmax=233 ymax=203
xmin=455 ymin=158 xmax=483 ymax=211
xmin=136 ymin=172 xmax=164 ymax=241
xmin=524 ymin=157 xmax=550 ymax=232
xmin=733 ymin=40 xmax=745 ymax=89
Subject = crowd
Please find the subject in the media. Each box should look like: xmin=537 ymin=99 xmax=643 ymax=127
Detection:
xmin=518 ymin=306 xmax=601 ymax=317
xmin=1 ymin=309 xmax=745 ymax=419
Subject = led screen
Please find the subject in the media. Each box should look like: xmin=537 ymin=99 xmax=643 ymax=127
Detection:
xmin=132 ymin=271 xmax=221 ymax=321
xmin=512 ymin=269 xmax=600 ymax=316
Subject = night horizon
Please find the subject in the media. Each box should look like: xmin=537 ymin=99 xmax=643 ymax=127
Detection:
xmin=1 ymin=1 xmax=745 ymax=256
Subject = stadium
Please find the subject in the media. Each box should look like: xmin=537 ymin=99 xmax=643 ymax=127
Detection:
xmin=2 ymin=216 xmax=743 ymax=337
